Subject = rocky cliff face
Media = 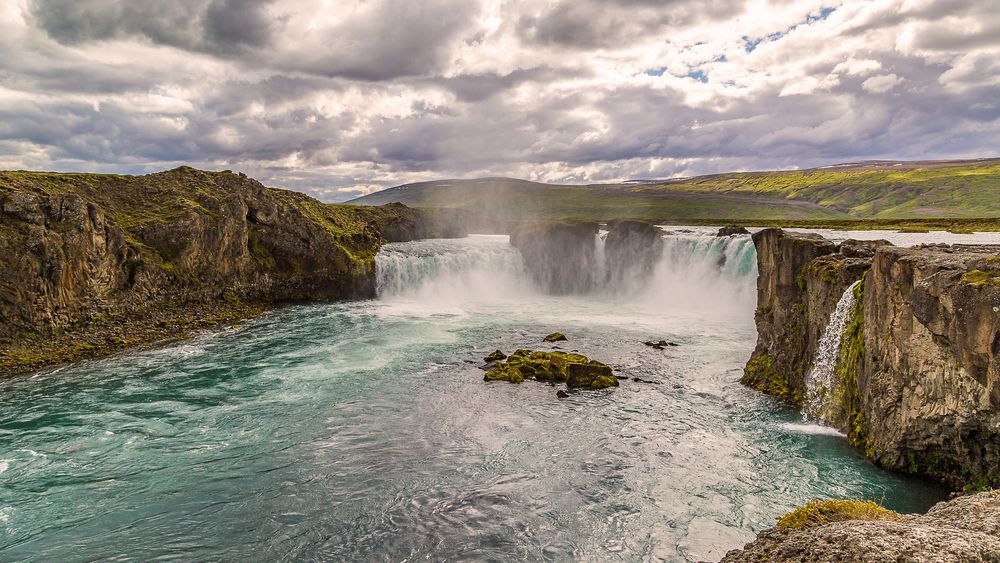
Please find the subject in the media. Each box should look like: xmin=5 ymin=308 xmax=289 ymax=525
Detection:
xmin=745 ymin=228 xmax=1000 ymax=489
xmin=509 ymin=220 xmax=600 ymax=293
xmin=862 ymin=245 xmax=1000 ymax=487
xmin=0 ymin=167 xmax=460 ymax=375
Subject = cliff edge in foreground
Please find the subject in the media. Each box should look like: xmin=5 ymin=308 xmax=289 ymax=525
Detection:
xmin=0 ymin=167 xmax=461 ymax=375
xmin=744 ymin=228 xmax=999 ymax=490
xmin=723 ymin=491 xmax=1000 ymax=562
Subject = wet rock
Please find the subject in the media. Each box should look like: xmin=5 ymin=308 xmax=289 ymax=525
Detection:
xmin=543 ymin=332 xmax=567 ymax=342
xmin=643 ymin=340 xmax=678 ymax=350
xmin=556 ymin=390 xmax=569 ymax=399
xmin=632 ymin=377 xmax=661 ymax=384
xmin=483 ymin=349 xmax=507 ymax=362
xmin=604 ymin=220 xmax=664 ymax=285
xmin=509 ymin=220 xmax=600 ymax=294
xmin=484 ymin=350 xmax=618 ymax=390
xmin=717 ymin=226 xmax=750 ymax=237
xmin=566 ymin=362 xmax=618 ymax=389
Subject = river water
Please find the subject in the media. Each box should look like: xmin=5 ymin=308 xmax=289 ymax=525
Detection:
xmin=0 ymin=229 xmax=955 ymax=561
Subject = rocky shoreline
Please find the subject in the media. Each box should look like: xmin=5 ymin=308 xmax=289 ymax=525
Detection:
xmin=0 ymin=167 xmax=462 ymax=376
xmin=723 ymin=490 xmax=1000 ymax=561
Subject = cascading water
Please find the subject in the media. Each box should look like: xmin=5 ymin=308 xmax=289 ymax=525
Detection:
xmin=375 ymin=228 xmax=759 ymax=314
xmin=375 ymin=235 xmax=532 ymax=302
xmin=804 ymin=280 xmax=861 ymax=424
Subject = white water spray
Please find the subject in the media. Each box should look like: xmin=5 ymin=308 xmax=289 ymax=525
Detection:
xmin=804 ymin=280 xmax=861 ymax=423
xmin=375 ymin=228 xmax=758 ymax=316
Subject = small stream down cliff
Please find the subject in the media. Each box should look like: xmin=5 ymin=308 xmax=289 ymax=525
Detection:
xmin=0 ymin=229 xmax=948 ymax=562
xmin=804 ymin=281 xmax=861 ymax=425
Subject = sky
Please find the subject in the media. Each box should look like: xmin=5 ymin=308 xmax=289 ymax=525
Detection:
xmin=0 ymin=0 xmax=998 ymax=202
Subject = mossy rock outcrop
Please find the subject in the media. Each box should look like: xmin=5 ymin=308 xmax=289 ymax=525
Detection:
xmin=723 ymin=492 xmax=1000 ymax=562
xmin=484 ymin=349 xmax=618 ymax=390
xmin=543 ymin=332 xmax=567 ymax=342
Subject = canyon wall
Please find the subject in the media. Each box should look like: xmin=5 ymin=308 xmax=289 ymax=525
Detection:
xmin=745 ymin=228 xmax=1000 ymax=489
xmin=0 ymin=167 xmax=460 ymax=375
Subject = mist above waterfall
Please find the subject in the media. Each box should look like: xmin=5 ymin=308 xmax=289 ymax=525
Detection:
xmin=374 ymin=228 xmax=758 ymax=317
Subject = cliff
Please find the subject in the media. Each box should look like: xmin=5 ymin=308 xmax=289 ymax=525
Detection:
xmin=0 ymin=167 xmax=460 ymax=375
xmin=723 ymin=491 xmax=1000 ymax=562
xmin=745 ymin=228 xmax=1000 ymax=489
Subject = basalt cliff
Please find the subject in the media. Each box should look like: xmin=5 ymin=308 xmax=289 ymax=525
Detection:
xmin=0 ymin=167 xmax=461 ymax=375
xmin=744 ymin=228 xmax=1000 ymax=490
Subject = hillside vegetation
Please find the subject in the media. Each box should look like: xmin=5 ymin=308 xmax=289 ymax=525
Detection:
xmin=351 ymin=159 xmax=1000 ymax=224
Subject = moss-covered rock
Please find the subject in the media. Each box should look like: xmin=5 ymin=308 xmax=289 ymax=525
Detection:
xmin=483 ymin=350 xmax=507 ymax=362
xmin=543 ymin=332 xmax=567 ymax=342
xmin=483 ymin=350 xmax=618 ymax=390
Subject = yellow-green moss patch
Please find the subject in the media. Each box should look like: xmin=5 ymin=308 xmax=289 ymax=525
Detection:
xmin=777 ymin=499 xmax=905 ymax=530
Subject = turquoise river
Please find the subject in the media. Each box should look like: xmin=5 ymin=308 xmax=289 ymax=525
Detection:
xmin=0 ymin=229 xmax=957 ymax=561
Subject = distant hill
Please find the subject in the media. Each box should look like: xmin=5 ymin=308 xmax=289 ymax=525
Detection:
xmin=349 ymin=159 xmax=1000 ymax=222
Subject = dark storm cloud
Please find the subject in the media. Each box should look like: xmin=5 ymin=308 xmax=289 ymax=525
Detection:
xmin=28 ymin=0 xmax=278 ymax=54
xmin=1 ymin=0 xmax=998 ymax=201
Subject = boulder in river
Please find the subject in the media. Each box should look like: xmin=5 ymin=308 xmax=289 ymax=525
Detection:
xmin=566 ymin=362 xmax=618 ymax=389
xmin=483 ymin=350 xmax=507 ymax=362
xmin=643 ymin=340 xmax=678 ymax=350
xmin=543 ymin=332 xmax=567 ymax=342
xmin=484 ymin=349 xmax=618 ymax=390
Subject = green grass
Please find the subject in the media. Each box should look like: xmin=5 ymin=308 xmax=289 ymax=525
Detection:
xmin=351 ymin=159 xmax=1000 ymax=224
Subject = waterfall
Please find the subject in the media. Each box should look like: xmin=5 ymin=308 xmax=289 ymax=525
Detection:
xmin=374 ymin=229 xmax=758 ymax=312
xmin=804 ymin=280 xmax=861 ymax=423
xmin=375 ymin=235 xmax=531 ymax=301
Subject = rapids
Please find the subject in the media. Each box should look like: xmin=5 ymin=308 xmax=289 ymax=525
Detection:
xmin=0 ymin=228 xmax=946 ymax=561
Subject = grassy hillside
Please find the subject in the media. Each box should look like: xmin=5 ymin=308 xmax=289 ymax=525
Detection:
xmin=351 ymin=159 xmax=1000 ymax=223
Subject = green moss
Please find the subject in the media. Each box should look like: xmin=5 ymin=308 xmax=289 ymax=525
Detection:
xmin=795 ymin=269 xmax=807 ymax=291
xmin=741 ymin=354 xmax=798 ymax=403
xmin=777 ymin=499 xmax=905 ymax=530
xmin=961 ymin=269 xmax=1000 ymax=287
xmin=484 ymin=350 xmax=617 ymax=390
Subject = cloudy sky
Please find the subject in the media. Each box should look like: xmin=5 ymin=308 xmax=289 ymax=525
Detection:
xmin=1 ymin=0 xmax=997 ymax=201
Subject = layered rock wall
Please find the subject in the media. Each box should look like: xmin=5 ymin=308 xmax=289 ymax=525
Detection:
xmin=745 ymin=228 xmax=1000 ymax=488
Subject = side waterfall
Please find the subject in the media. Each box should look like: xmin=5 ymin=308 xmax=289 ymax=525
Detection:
xmin=804 ymin=280 xmax=861 ymax=423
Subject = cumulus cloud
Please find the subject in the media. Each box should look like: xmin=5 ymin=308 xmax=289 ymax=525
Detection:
xmin=0 ymin=0 xmax=997 ymax=201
